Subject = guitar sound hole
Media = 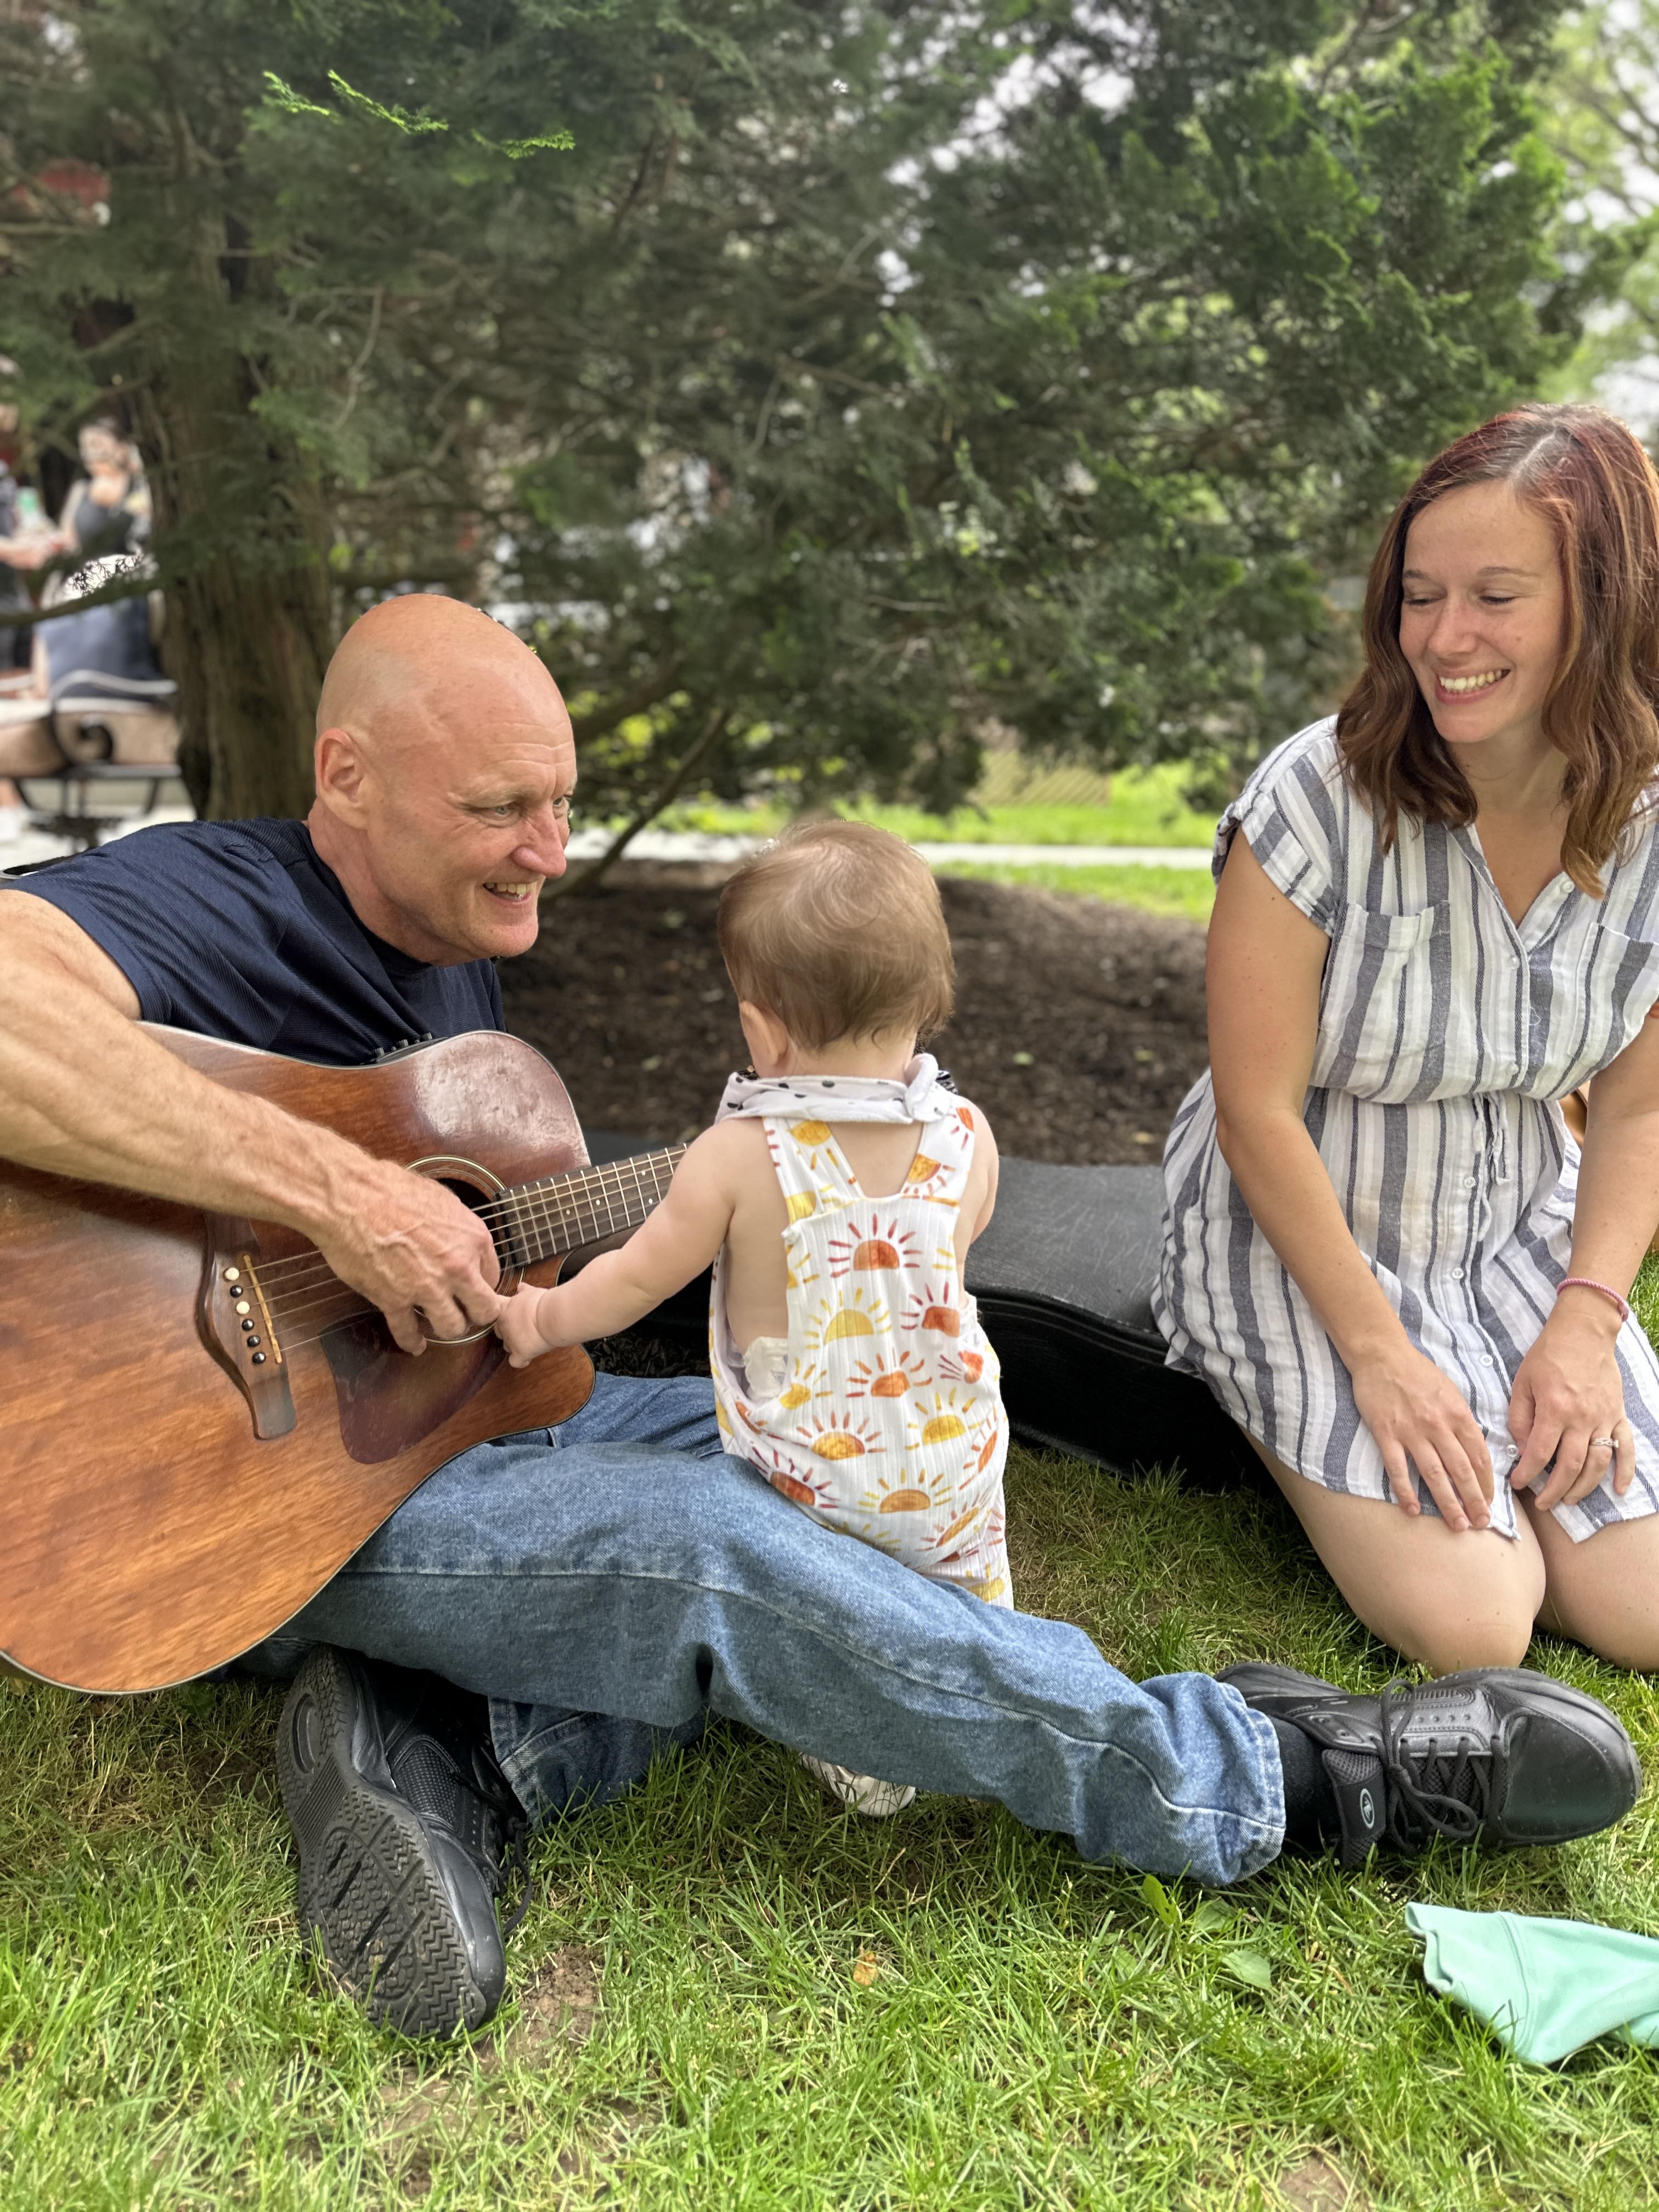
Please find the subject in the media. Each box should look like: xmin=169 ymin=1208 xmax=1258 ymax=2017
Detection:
xmin=432 ymin=1174 xmax=520 ymax=1276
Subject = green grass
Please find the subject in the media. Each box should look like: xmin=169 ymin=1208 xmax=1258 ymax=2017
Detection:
xmin=659 ymin=762 xmax=1219 ymax=851
xmin=5 ymin=1443 xmax=1659 ymax=2209
xmin=933 ymin=859 xmax=1217 ymax=922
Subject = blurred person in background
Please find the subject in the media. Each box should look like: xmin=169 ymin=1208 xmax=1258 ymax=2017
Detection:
xmin=54 ymin=414 xmax=149 ymax=568
xmin=0 ymin=364 xmax=43 ymax=842
xmin=0 ymin=365 xmax=39 ymax=677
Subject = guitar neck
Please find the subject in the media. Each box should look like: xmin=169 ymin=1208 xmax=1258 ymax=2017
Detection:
xmin=493 ymin=1146 xmax=687 ymax=1268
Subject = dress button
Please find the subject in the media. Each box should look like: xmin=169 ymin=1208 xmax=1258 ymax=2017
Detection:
xmin=1480 ymin=1354 xmax=1494 ymax=1367
xmin=1463 ymin=1176 xmax=1478 ymax=1189
xmin=1451 ymin=1266 xmax=1465 ymax=1280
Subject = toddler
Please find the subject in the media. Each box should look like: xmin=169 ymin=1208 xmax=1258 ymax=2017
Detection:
xmin=496 ymin=819 xmax=1012 ymax=1813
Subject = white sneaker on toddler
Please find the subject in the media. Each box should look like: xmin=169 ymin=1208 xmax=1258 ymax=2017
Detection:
xmin=799 ymin=1752 xmax=916 ymax=1818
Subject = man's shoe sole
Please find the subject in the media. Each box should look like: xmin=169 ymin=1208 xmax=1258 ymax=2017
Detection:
xmin=276 ymin=1647 xmax=500 ymax=2037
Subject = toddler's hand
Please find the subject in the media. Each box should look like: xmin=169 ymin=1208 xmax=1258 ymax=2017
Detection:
xmin=495 ymin=1285 xmax=560 ymax=1369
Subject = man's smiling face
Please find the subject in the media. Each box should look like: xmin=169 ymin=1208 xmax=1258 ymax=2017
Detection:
xmin=308 ymin=599 xmax=577 ymax=967
xmin=368 ymin=714 xmax=577 ymax=965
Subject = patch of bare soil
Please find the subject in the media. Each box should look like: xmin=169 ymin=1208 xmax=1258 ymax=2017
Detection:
xmin=1276 ymin=2152 xmax=1370 ymax=2211
xmin=500 ymin=870 xmax=1210 ymax=1165
xmin=486 ymin=1942 xmax=602 ymax=2066
xmin=373 ymin=1945 xmax=612 ymax=2194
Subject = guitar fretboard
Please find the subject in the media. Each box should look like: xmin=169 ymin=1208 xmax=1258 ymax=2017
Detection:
xmin=489 ymin=1147 xmax=687 ymax=1268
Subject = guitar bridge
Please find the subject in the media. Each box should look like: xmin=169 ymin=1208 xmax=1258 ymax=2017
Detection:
xmin=199 ymin=1220 xmax=297 ymax=1439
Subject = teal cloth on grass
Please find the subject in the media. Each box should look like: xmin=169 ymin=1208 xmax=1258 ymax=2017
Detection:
xmin=1407 ymin=1902 xmax=1659 ymax=2065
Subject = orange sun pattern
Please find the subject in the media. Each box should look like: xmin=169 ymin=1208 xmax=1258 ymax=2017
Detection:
xmin=711 ymin=1092 xmax=1011 ymax=1610
xmin=825 ymin=1214 xmax=924 ymax=1280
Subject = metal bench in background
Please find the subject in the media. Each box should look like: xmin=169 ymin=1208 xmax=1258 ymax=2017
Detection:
xmin=0 ymin=662 xmax=184 ymax=850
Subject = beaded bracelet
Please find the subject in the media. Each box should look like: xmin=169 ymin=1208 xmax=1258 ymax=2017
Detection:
xmin=1556 ymin=1276 xmax=1632 ymax=1327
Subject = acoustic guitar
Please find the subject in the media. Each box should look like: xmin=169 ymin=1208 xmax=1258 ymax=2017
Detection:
xmin=0 ymin=1026 xmax=685 ymax=1696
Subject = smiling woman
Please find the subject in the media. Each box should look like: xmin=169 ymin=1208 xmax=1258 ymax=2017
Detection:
xmin=1155 ymin=403 xmax=1659 ymax=1678
xmin=1341 ymin=410 xmax=1659 ymax=899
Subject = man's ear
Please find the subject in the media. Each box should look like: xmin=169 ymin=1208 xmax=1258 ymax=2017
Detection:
xmin=313 ymin=725 xmax=371 ymax=825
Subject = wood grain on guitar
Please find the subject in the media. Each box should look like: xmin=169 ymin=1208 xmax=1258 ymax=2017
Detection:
xmin=0 ymin=1027 xmax=685 ymax=1696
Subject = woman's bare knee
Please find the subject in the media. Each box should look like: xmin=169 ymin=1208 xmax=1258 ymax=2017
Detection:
xmin=1249 ymin=1435 xmax=1544 ymax=1670
xmin=1316 ymin=1562 xmax=1538 ymax=1674
xmin=1527 ymin=1505 xmax=1659 ymax=1673
xmin=1392 ymin=1610 xmax=1536 ymax=1674
xmin=1572 ymin=1625 xmax=1659 ymax=1672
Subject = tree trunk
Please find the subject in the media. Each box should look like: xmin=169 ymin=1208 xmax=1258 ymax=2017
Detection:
xmin=132 ymin=317 xmax=335 ymax=821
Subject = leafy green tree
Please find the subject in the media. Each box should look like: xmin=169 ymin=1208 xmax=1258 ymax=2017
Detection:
xmin=1540 ymin=0 xmax=1659 ymax=420
xmin=2 ymin=0 xmax=582 ymax=815
xmin=1 ymin=0 xmax=1589 ymax=831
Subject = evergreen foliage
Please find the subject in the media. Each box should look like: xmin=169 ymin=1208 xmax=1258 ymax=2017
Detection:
xmin=1 ymin=1 xmax=1586 ymax=823
xmin=1544 ymin=1 xmax=1659 ymax=418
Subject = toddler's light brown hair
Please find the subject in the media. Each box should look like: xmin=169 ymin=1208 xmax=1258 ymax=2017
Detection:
xmin=716 ymin=820 xmax=955 ymax=1051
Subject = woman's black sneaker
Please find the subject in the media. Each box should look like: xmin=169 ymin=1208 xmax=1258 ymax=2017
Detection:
xmin=1220 ymin=1662 xmax=1641 ymax=1869
xmin=276 ymin=1645 xmax=528 ymax=2036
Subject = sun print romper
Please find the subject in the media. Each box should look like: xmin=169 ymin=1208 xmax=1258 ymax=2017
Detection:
xmin=709 ymin=1057 xmax=1012 ymax=1605
xmin=1154 ymin=717 xmax=1659 ymax=1542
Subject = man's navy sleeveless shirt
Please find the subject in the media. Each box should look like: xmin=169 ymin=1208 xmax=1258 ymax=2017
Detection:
xmin=13 ymin=819 xmax=503 ymax=1064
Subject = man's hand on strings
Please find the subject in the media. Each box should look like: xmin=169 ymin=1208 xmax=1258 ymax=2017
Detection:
xmin=313 ymin=1157 xmax=504 ymax=1354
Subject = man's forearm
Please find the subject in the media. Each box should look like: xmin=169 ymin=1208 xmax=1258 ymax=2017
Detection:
xmin=0 ymin=957 xmax=367 ymax=1236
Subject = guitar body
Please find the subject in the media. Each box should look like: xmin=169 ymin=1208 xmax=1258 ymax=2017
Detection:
xmin=0 ymin=1028 xmax=600 ymax=1695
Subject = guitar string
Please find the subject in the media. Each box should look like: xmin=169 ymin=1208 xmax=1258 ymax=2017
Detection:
xmin=256 ymin=1150 xmax=676 ymax=1300
xmin=247 ymin=1149 xmax=685 ymax=1283
xmin=258 ymin=1197 xmax=639 ymax=1321
xmin=260 ymin=1149 xmax=692 ymax=1348
xmin=270 ymin=1170 xmax=694 ymax=1351
xmin=246 ymin=1149 xmax=685 ymax=1271
xmin=246 ymin=1151 xmax=686 ymax=1305
xmin=255 ymin=1151 xmax=687 ymax=1323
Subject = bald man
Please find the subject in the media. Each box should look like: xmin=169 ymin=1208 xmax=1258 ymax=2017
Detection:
xmin=0 ymin=597 xmax=1638 ymax=2040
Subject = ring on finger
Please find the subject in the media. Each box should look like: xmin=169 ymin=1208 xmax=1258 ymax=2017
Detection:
xmin=1590 ymin=1434 xmax=1617 ymax=1451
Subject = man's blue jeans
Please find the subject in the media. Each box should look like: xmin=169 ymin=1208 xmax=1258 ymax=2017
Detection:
xmin=274 ymin=1373 xmax=1285 ymax=1884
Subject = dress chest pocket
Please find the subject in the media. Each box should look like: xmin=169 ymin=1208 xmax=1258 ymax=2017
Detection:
xmin=1313 ymin=904 xmax=1444 ymax=1097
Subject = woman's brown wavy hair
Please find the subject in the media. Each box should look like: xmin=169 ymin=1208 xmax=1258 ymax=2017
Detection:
xmin=1336 ymin=403 xmax=1659 ymax=894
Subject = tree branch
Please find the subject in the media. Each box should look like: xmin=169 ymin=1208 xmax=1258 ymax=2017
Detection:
xmin=546 ymin=702 xmax=731 ymax=899
xmin=0 ymin=575 xmax=158 ymax=627
xmin=568 ymin=655 xmax=686 ymax=746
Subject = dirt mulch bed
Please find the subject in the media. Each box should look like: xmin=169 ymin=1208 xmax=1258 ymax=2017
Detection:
xmin=499 ymin=870 xmax=1209 ymax=1166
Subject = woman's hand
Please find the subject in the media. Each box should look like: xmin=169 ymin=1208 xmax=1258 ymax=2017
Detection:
xmin=1350 ymin=1346 xmax=1496 ymax=1530
xmin=1510 ymin=1299 xmax=1632 ymax=1512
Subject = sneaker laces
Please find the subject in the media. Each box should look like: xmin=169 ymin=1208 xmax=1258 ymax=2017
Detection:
xmin=469 ymin=1739 xmax=534 ymax=1943
xmin=1376 ymin=1678 xmax=1490 ymax=1850
xmin=387 ymin=1702 xmax=535 ymax=1943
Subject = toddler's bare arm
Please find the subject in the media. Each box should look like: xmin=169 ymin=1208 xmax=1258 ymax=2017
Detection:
xmin=961 ymin=1101 xmax=1001 ymax=1242
xmin=496 ymin=1125 xmax=741 ymax=1365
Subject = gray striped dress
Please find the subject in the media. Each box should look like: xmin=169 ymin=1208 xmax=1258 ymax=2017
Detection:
xmin=1154 ymin=718 xmax=1659 ymax=1542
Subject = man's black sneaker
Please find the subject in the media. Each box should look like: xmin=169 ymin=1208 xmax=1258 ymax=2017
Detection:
xmin=1220 ymin=1662 xmax=1641 ymax=1870
xmin=276 ymin=1645 xmax=527 ymax=2036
